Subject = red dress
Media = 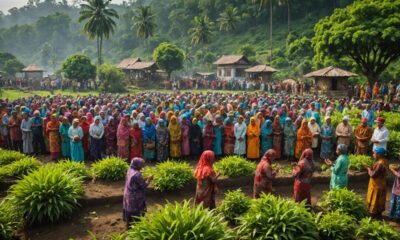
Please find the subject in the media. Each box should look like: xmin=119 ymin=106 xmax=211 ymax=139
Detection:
xmin=130 ymin=128 xmax=143 ymax=159
xmin=292 ymin=158 xmax=314 ymax=205
xmin=253 ymin=159 xmax=275 ymax=198
xmin=80 ymin=122 xmax=90 ymax=153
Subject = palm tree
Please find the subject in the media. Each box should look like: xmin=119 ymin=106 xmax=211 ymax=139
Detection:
xmin=132 ymin=6 xmax=157 ymax=39
xmin=79 ymin=0 xmax=118 ymax=65
xmin=251 ymin=0 xmax=273 ymax=64
xmin=189 ymin=15 xmax=214 ymax=45
xmin=278 ymin=0 xmax=290 ymax=32
xmin=217 ymin=6 xmax=240 ymax=32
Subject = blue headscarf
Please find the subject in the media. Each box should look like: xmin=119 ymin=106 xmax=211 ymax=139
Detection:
xmin=374 ymin=147 xmax=386 ymax=156
xmin=142 ymin=117 xmax=156 ymax=141
xmin=261 ymin=119 xmax=272 ymax=136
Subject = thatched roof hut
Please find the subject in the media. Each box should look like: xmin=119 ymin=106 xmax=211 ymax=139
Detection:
xmin=304 ymin=66 xmax=357 ymax=78
xmin=22 ymin=64 xmax=44 ymax=80
xmin=245 ymin=64 xmax=277 ymax=83
xmin=22 ymin=64 xmax=44 ymax=72
xmin=117 ymin=58 xmax=141 ymax=69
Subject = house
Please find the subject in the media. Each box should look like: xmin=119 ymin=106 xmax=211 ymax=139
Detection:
xmin=304 ymin=66 xmax=357 ymax=96
xmin=117 ymin=58 xmax=158 ymax=86
xmin=213 ymin=55 xmax=250 ymax=81
xmin=245 ymin=65 xmax=278 ymax=83
xmin=193 ymin=72 xmax=216 ymax=81
xmin=22 ymin=64 xmax=44 ymax=81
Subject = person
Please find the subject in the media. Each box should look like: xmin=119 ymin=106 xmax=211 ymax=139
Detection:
xmin=253 ymin=149 xmax=277 ymax=198
xmin=361 ymin=104 xmax=375 ymax=127
xmin=123 ymin=157 xmax=153 ymax=228
xmin=194 ymin=150 xmax=219 ymax=210
xmin=46 ymin=114 xmax=61 ymax=160
xmin=389 ymin=164 xmax=400 ymax=221
xmin=335 ymin=116 xmax=353 ymax=147
xmin=283 ymin=117 xmax=296 ymax=162
xmin=213 ymin=116 xmax=224 ymax=157
xmin=20 ymin=112 xmax=33 ymax=155
xmin=261 ymin=119 xmax=273 ymax=155
xmin=354 ymin=118 xmax=373 ymax=155
xmin=181 ymin=116 xmax=190 ymax=158
xmin=68 ymin=118 xmax=84 ymax=162
xmin=271 ymin=115 xmax=283 ymax=159
xmin=59 ymin=117 xmax=71 ymax=159
xmin=234 ymin=115 xmax=246 ymax=156
xmin=154 ymin=119 xmax=168 ymax=162
xmin=80 ymin=116 xmax=90 ymax=159
xmin=9 ymin=111 xmax=22 ymax=152
xmin=105 ymin=117 xmax=117 ymax=156
xmin=308 ymin=117 xmax=320 ymax=153
xmin=89 ymin=116 xmax=104 ymax=161
xmin=371 ymin=117 xmax=389 ymax=151
xmin=295 ymin=120 xmax=312 ymax=160
xmin=169 ymin=116 xmax=181 ymax=158
xmin=366 ymin=147 xmax=388 ymax=218
xmin=223 ymin=118 xmax=235 ymax=155
xmin=31 ymin=110 xmax=46 ymax=155
xmin=117 ymin=116 xmax=131 ymax=161
xmin=142 ymin=117 xmax=156 ymax=161
xmin=202 ymin=119 xmax=214 ymax=151
xmin=292 ymin=148 xmax=314 ymax=205
xmin=130 ymin=121 xmax=143 ymax=159
xmin=247 ymin=117 xmax=260 ymax=159
xmin=320 ymin=116 xmax=334 ymax=160
xmin=325 ymin=144 xmax=349 ymax=189
xmin=189 ymin=118 xmax=202 ymax=159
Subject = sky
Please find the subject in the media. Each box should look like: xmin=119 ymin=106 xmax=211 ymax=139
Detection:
xmin=0 ymin=0 xmax=126 ymax=13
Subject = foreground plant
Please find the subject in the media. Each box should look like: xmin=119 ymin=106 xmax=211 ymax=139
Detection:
xmin=91 ymin=156 xmax=128 ymax=181
xmin=0 ymin=157 xmax=41 ymax=180
xmin=217 ymin=189 xmax=251 ymax=224
xmin=316 ymin=210 xmax=356 ymax=240
xmin=214 ymin=156 xmax=256 ymax=177
xmin=0 ymin=198 xmax=22 ymax=240
xmin=237 ymin=194 xmax=318 ymax=240
xmin=10 ymin=165 xmax=84 ymax=225
xmin=0 ymin=150 xmax=26 ymax=166
xmin=55 ymin=160 xmax=89 ymax=179
xmin=126 ymin=200 xmax=233 ymax=240
xmin=355 ymin=217 xmax=400 ymax=240
xmin=348 ymin=154 xmax=374 ymax=172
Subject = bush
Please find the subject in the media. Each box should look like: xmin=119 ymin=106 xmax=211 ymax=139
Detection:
xmin=0 ymin=198 xmax=22 ymax=240
xmin=55 ymin=160 xmax=89 ymax=179
xmin=217 ymin=189 xmax=251 ymax=224
xmin=380 ymin=112 xmax=400 ymax=131
xmin=237 ymin=194 xmax=318 ymax=240
xmin=214 ymin=156 xmax=256 ymax=177
xmin=10 ymin=165 xmax=84 ymax=225
xmin=91 ymin=157 xmax=129 ymax=181
xmin=355 ymin=217 xmax=400 ymax=240
xmin=0 ymin=157 xmax=41 ymax=180
xmin=387 ymin=131 xmax=400 ymax=159
xmin=143 ymin=160 xmax=193 ymax=191
xmin=272 ymin=163 xmax=293 ymax=175
xmin=0 ymin=150 xmax=25 ymax=166
xmin=349 ymin=154 xmax=374 ymax=172
xmin=316 ymin=210 xmax=356 ymax=240
xmin=318 ymin=188 xmax=367 ymax=220
xmin=126 ymin=200 xmax=233 ymax=240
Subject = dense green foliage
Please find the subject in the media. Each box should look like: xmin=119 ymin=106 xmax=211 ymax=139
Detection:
xmin=91 ymin=156 xmax=128 ymax=181
xmin=0 ymin=198 xmax=22 ymax=240
xmin=318 ymin=188 xmax=367 ymax=220
xmin=132 ymin=6 xmax=157 ymax=39
xmin=152 ymin=42 xmax=184 ymax=78
xmin=55 ymin=160 xmax=89 ymax=179
xmin=387 ymin=131 xmax=400 ymax=159
xmin=355 ymin=218 xmax=400 ymax=240
xmin=10 ymin=165 xmax=84 ymax=225
xmin=61 ymin=54 xmax=96 ymax=82
xmin=214 ymin=156 xmax=256 ymax=177
xmin=238 ymin=194 xmax=318 ymax=240
xmin=0 ymin=149 xmax=26 ymax=166
xmin=126 ymin=200 xmax=233 ymax=240
xmin=0 ymin=157 xmax=41 ymax=180
xmin=348 ymin=154 xmax=374 ymax=172
xmin=316 ymin=210 xmax=356 ymax=240
xmin=143 ymin=160 xmax=193 ymax=191
xmin=97 ymin=63 xmax=125 ymax=92
xmin=272 ymin=163 xmax=293 ymax=175
xmin=217 ymin=189 xmax=251 ymax=224
xmin=0 ymin=52 xmax=24 ymax=77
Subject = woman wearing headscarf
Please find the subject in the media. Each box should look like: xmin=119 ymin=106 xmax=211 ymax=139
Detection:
xmin=366 ymin=147 xmax=389 ymax=218
xmin=20 ymin=112 xmax=33 ymax=155
xmin=194 ymin=150 xmax=219 ymax=210
xmin=142 ymin=117 xmax=156 ymax=161
xmin=320 ymin=116 xmax=334 ymax=160
xmin=80 ymin=116 xmax=90 ymax=159
xmin=202 ymin=119 xmax=215 ymax=151
xmin=181 ymin=116 xmax=190 ymax=158
xmin=59 ymin=117 xmax=71 ymax=159
xmin=295 ymin=119 xmax=313 ymax=160
xmin=130 ymin=121 xmax=143 ymax=159
xmin=389 ymin=163 xmax=400 ymax=221
xmin=292 ymin=148 xmax=314 ymax=205
xmin=189 ymin=118 xmax=202 ymax=159
xmin=253 ymin=149 xmax=277 ymax=198
xmin=105 ymin=117 xmax=117 ymax=156
xmin=168 ymin=116 xmax=181 ymax=158
xmin=247 ymin=117 xmax=260 ymax=159
xmin=261 ymin=119 xmax=273 ymax=155
xmin=223 ymin=118 xmax=235 ymax=155
xmin=156 ymin=119 xmax=169 ymax=162
xmin=283 ymin=117 xmax=297 ymax=162
xmin=123 ymin=158 xmax=153 ymax=228
xmin=46 ymin=114 xmax=61 ymax=160
xmin=117 ymin=116 xmax=131 ymax=160
xmin=89 ymin=116 xmax=105 ymax=161
xmin=86 ymin=112 xmax=94 ymax=125
xmin=31 ymin=110 xmax=46 ymax=155
xmin=68 ymin=119 xmax=84 ymax=162
xmin=213 ymin=116 xmax=224 ymax=157
xmin=234 ymin=115 xmax=247 ymax=156
xmin=9 ymin=111 xmax=22 ymax=152
xmin=271 ymin=115 xmax=283 ymax=159
xmin=325 ymin=144 xmax=350 ymax=189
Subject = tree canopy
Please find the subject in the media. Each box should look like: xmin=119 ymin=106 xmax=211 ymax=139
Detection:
xmin=61 ymin=54 xmax=96 ymax=83
xmin=97 ymin=63 xmax=125 ymax=92
xmin=0 ymin=52 xmax=24 ymax=77
xmin=132 ymin=6 xmax=157 ymax=39
xmin=153 ymin=42 xmax=184 ymax=79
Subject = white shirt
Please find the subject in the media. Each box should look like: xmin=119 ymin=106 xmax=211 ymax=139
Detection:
xmin=371 ymin=126 xmax=389 ymax=150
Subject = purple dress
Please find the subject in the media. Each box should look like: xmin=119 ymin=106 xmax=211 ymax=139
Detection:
xmin=181 ymin=124 xmax=190 ymax=156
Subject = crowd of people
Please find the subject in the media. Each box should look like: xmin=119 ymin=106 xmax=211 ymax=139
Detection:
xmin=0 ymin=91 xmax=399 ymax=227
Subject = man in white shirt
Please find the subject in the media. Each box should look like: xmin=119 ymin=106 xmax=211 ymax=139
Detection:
xmin=371 ymin=117 xmax=389 ymax=151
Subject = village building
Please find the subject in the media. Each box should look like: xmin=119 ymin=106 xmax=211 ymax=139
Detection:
xmin=117 ymin=58 xmax=158 ymax=85
xmin=213 ymin=55 xmax=250 ymax=81
xmin=245 ymin=64 xmax=278 ymax=83
xmin=22 ymin=64 xmax=44 ymax=81
xmin=193 ymin=72 xmax=216 ymax=81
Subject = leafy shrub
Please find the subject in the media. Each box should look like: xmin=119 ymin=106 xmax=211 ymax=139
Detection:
xmin=126 ymin=200 xmax=233 ymax=240
xmin=355 ymin=217 xmax=400 ymax=240
xmin=316 ymin=210 xmax=356 ymax=240
xmin=91 ymin=156 xmax=128 ymax=181
xmin=214 ymin=156 xmax=256 ymax=177
xmin=10 ymin=165 xmax=84 ymax=225
xmin=387 ymin=131 xmax=400 ymax=159
xmin=272 ymin=163 xmax=293 ymax=175
xmin=318 ymin=188 xmax=367 ymax=220
xmin=0 ymin=150 xmax=25 ymax=166
xmin=237 ymin=194 xmax=318 ymax=240
xmin=55 ymin=160 xmax=89 ymax=179
xmin=217 ymin=189 xmax=251 ymax=224
xmin=0 ymin=198 xmax=22 ymax=240
xmin=0 ymin=157 xmax=41 ymax=180
xmin=144 ymin=160 xmax=193 ymax=191
xmin=349 ymin=154 xmax=374 ymax=171
xmin=380 ymin=112 xmax=400 ymax=131
xmin=321 ymin=163 xmax=331 ymax=172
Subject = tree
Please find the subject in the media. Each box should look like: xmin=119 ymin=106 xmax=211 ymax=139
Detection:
xmin=278 ymin=0 xmax=290 ymax=32
xmin=217 ymin=6 xmax=240 ymax=32
xmin=251 ymin=0 xmax=273 ymax=64
xmin=79 ymin=0 xmax=119 ymax=65
xmin=237 ymin=44 xmax=255 ymax=58
xmin=153 ymin=42 xmax=184 ymax=80
xmin=313 ymin=0 xmax=400 ymax=85
xmin=97 ymin=63 xmax=125 ymax=92
xmin=61 ymin=54 xmax=96 ymax=83
xmin=3 ymin=59 xmax=24 ymax=77
xmin=189 ymin=15 xmax=214 ymax=45
xmin=132 ymin=6 xmax=157 ymax=39
xmin=39 ymin=42 xmax=57 ymax=72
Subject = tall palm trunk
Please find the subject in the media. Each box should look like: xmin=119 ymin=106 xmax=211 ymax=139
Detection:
xmin=99 ymin=35 xmax=103 ymax=65
xmin=287 ymin=0 xmax=290 ymax=32
xmin=269 ymin=0 xmax=273 ymax=65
